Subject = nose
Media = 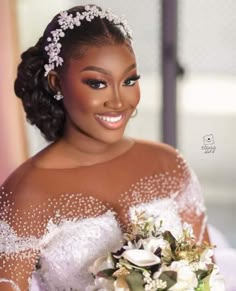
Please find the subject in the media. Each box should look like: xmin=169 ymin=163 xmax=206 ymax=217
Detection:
xmin=104 ymin=87 xmax=124 ymax=110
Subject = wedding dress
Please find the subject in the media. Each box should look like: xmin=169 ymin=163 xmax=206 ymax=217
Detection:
xmin=0 ymin=140 xmax=223 ymax=291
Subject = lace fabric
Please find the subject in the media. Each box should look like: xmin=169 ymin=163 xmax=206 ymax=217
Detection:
xmin=0 ymin=142 xmax=207 ymax=290
xmin=34 ymin=211 xmax=123 ymax=290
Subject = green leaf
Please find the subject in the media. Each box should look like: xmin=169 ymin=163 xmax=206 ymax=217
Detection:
xmin=159 ymin=271 xmax=177 ymax=289
xmin=199 ymin=274 xmax=211 ymax=291
xmin=196 ymin=269 xmax=212 ymax=281
xmin=195 ymin=281 xmax=208 ymax=291
xmin=96 ymin=268 xmax=116 ymax=278
xmin=162 ymin=231 xmax=177 ymax=251
xmin=125 ymin=271 xmax=145 ymax=291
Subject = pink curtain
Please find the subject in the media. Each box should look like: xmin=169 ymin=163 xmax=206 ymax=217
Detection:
xmin=0 ymin=0 xmax=28 ymax=184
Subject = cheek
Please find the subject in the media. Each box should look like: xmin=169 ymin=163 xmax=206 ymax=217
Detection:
xmin=63 ymin=86 xmax=103 ymax=112
xmin=72 ymin=96 xmax=101 ymax=112
xmin=122 ymin=85 xmax=140 ymax=108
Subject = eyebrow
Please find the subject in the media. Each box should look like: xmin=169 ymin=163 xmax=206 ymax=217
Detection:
xmin=80 ymin=63 xmax=136 ymax=76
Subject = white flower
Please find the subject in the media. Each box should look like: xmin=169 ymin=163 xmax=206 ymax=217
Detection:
xmin=86 ymin=277 xmax=130 ymax=291
xmin=142 ymin=237 xmax=169 ymax=254
xmin=183 ymin=222 xmax=195 ymax=238
xmin=144 ymin=278 xmax=167 ymax=291
xmin=123 ymin=240 xmax=142 ymax=251
xmin=167 ymin=260 xmax=198 ymax=291
xmin=129 ymin=207 xmax=140 ymax=223
xmin=198 ymin=248 xmax=214 ymax=270
xmin=88 ymin=254 xmax=114 ymax=276
xmin=155 ymin=279 xmax=167 ymax=289
xmin=122 ymin=249 xmax=160 ymax=267
xmin=209 ymin=266 xmax=226 ymax=291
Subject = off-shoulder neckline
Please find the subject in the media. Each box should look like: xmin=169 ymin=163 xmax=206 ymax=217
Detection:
xmin=29 ymin=140 xmax=137 ymax=171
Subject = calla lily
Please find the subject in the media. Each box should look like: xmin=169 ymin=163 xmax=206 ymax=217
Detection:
xmin=142 ymin=237 xmax=170 ymax=254
xmin=122 ymin=249 xmax=160 ymax=267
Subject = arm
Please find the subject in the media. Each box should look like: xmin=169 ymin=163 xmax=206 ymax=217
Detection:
xmin=172 ymin=152 xmax=210 ymax=245
xmin=0 ymin=186 xmax=39 ymax=291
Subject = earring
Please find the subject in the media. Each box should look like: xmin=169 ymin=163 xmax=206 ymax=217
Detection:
xmin=53 ymin=91 xmax=64 ymax=101
xmin=131 ymin=108 xmax=138 ymax=118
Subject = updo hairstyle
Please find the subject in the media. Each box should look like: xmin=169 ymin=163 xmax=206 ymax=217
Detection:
xmin=14 ymin=5 xmax=132 ymax=142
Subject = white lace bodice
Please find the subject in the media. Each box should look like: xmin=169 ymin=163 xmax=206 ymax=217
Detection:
xmin=33 ymin=211 xmax=123 ymax=290
xmin=30 ymin=199 xmax=189 ymax=291
xmin=0 ymin=146 xmax=207 ymax=291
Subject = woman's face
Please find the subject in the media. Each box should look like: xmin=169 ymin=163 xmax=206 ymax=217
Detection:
xmin=59 ymin=43 xmax=140 ymax=145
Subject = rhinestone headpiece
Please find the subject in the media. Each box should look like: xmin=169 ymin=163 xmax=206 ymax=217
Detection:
xmin=44 ymin=5 xmax=132 ymax=77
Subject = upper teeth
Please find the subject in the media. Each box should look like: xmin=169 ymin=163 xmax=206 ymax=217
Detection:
xmin=96 ymin=114 xmax=122 ymax=123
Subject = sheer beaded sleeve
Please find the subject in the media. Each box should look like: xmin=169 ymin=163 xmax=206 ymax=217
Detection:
xmin=117 ymin=144 xmax=208 ymax=244
xmin=0 ymin=187 xmax=39 ymax=290
xmin=171 ymin=150 xmax=208 ymax=243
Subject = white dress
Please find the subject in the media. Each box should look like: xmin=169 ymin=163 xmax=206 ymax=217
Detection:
xmin=0 ymin=175 xmax=206 ymax=290
xmin=0 ymin=141 xmax=232 ymax=290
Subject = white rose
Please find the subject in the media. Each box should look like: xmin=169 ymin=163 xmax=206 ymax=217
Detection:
xmin=122 ymin=249 xmax=160 ymax=267
xmin=168 ymin=260 xmax=198 ymax=291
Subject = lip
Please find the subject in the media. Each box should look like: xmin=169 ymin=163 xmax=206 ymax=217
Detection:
xmin=94 ymin=111 xmax=128 ymax=130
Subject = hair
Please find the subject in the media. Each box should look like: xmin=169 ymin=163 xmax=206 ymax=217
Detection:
xmin=14 ymin=5 xmax=132 ymax=142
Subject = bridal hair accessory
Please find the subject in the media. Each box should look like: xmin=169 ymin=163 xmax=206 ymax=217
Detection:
xmin=53 ymin=91 xmax=64 ymax=101
xmin=44 ymin=5 xmax=132 ymax=77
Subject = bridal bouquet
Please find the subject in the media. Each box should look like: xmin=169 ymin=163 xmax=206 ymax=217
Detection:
xmin=88 ymin=211 xmax=225 ymax=291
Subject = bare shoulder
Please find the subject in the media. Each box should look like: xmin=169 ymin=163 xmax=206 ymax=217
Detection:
xmin=134 ymin=138 xmax=177 ymax=152
xmin=130 ymin=139 xmax=189 ymax=177
xmin=0 ymin=153 xmax=50 ymax=215
xmin=134 ymin=139 xmax=185 ymax=162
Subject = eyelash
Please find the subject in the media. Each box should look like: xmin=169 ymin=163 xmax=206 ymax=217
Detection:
xmin=84 ymin=75 xmax=141 ymax=89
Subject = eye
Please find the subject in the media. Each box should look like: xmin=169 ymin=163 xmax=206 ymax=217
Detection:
xmin=123 ymin=75 xmax=141 ymax=86
xmin=84 ymin=79 xmax=107 ymax=89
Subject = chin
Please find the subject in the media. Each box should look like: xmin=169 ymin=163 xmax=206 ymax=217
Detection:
xmin=96 ymin=130 xmax=126 ymax=145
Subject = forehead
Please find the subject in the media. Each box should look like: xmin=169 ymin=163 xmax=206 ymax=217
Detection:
xmin=66 ymin=44 xmax=136 ymax=74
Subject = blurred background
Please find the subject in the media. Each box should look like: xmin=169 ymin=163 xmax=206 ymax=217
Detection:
xmin=1 ymin=0 xmax=235 ymax=252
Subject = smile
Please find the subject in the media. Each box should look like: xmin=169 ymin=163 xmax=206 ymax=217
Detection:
xmin=95 ymin=112 xmax=126 ymax=129
xmin=96 ymin=114 xmax=122 ymax=123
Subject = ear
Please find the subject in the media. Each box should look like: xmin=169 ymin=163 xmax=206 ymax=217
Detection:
xmin=47 ymin=71 xmax=61 ymax=93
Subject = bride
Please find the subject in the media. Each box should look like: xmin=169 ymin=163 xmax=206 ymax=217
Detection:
xmin=0 ymin=4 xmax=212 ymax=291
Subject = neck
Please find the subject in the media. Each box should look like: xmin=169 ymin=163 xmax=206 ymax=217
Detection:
xmin=58 ymin=125 xmax=131 ymax=166
xmin=63 ymin=132 xmax=119 ymax=155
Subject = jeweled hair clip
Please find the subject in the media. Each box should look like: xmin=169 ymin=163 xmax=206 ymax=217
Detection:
xmin=44 ymin=5 xmax=132 ymax=77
